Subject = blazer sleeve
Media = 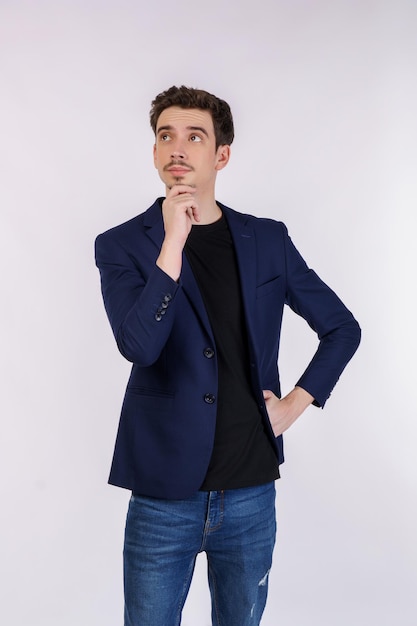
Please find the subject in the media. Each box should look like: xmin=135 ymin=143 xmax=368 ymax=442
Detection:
xmin=95 ymin=230 xmax=179 ymax=366
xmin=281 ymin=224 xmax=361 ymax=407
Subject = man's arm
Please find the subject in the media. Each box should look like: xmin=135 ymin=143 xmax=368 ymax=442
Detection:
xmin=95 ymin=187 xmax=200 ymax=366
xmin=257 ymin=220 xmax=360 ymax=432
xmin=280 ymin=224 xmax=361 ymax=408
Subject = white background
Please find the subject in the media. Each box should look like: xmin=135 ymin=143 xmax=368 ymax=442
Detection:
xmin=1 ymin=1 xmax=416 ymax=624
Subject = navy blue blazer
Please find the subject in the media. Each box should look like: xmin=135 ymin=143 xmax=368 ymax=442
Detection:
xmin=95 ymin=199 xmax=361 ymax=499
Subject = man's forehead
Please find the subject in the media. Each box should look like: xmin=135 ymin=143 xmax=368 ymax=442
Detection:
xmin=156 ymin=107 xmax=214 ymax=133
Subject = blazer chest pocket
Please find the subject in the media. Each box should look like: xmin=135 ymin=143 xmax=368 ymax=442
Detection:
xmin=256 ymin=276 xmax=283 ymax=299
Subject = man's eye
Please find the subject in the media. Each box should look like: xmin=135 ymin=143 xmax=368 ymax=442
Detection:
xmin=160 ymin=134 xmax=170 ymax=141
xmin=190 ymin=135 xmax=202 ymax=142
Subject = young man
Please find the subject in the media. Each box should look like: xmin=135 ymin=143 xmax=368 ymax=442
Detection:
xmin=95 ymin=85 xmax=361 ymax=626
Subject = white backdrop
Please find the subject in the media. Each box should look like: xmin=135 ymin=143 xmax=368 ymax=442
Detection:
xmin=1 ymin=1 xmax=416 ymax=624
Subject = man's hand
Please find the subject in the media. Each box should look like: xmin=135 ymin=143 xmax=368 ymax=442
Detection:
xmin=263 ymin=386 xmax=314 ymax=437
xmin=156 ymin=185 xmax=200 ymax=281
xmin=162 ymin=184 xmax=200 ymax=245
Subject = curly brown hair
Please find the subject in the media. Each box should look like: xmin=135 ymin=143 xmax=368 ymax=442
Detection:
xmin=150 ymin=85 xmax=234 ymax=149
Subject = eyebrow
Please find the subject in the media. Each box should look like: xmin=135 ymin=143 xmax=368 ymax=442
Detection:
xmin=156 ymin=124 xmax=209 ymax=138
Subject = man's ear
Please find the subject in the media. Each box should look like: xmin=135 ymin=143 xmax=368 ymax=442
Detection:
xmin=215 ymin=145 xmax=231 ymax=171
xmin=153 ymin=144 xmax=157 ymax=168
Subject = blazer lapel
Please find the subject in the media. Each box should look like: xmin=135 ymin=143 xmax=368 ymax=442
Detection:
xmin=221 ymin=204 xmax=258 ymax=342
xmin=143 ymin=198 xmax=165 ymax=250
xmin=181 ymin=256 xmax=214 ymax=337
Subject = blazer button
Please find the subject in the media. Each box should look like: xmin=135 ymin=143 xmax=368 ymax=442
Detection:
xmin=204 ymin=393 xmax=216 ymax=404
xmin=203 ymin=347 xmax=215 ymax=359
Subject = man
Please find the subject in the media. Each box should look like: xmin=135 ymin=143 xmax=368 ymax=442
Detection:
xmin=95 ymin=85 xmax=361 ymax=626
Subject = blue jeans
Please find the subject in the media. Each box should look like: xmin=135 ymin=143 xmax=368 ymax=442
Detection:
xmin=124 ymin=482 xmax=276 ymax=626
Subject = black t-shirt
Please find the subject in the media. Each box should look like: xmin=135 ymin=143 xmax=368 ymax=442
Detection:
xmin=185 ymin=214 xmax=279 ymax=491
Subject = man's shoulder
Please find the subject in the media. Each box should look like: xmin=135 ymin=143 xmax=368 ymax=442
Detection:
xmin=95 ymin=198 xmax=162 ymax=243
xmin=219 ymin=202 xmax=288 ymax=235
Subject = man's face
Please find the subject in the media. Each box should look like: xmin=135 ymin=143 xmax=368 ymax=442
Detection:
xmin=153 ymin=106 xmax=229 ymax=192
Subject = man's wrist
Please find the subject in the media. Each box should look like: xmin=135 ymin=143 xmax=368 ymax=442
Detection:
xmin=156 ymin=240 xmax=184 ymax=281
xmin=283 ymin=386 xmax=314 ymax=420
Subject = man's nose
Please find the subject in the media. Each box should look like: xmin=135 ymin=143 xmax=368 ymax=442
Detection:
xmin=171 ymin=141 xmax=187 ymax=159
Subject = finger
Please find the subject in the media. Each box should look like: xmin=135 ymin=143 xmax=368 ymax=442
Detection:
xmin=190 ymin=205 xmax=201 ymax=222
xmin=168 ymin=184 xmax=196 ymax=195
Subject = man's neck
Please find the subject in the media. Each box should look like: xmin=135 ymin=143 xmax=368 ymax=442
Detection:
xmin=193 ymin=201 xmax=222 ymax=225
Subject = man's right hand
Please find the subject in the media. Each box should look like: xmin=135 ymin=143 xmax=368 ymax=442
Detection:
xmin=156 ymin=185 xmax=200 ymax=281
xmin=162 ymin=185 xmax=200 ymax=246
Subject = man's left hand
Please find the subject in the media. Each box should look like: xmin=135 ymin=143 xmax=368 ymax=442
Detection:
xmin=263 ymin=387 xmax=314 ymax=437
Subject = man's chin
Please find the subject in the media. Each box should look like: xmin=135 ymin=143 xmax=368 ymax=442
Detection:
xmin=164 ymin=175 xmax=196 ymax=190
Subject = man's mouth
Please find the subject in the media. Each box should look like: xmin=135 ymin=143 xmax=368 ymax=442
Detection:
xmin=164 ymin=162 xmax=193 ymax=175
xmin=167 ymin=167 xmax=191 ymax=175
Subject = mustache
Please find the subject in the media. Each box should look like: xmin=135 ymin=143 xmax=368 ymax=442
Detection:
xmin=163 ymin=161 xmax=194 ymax=171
